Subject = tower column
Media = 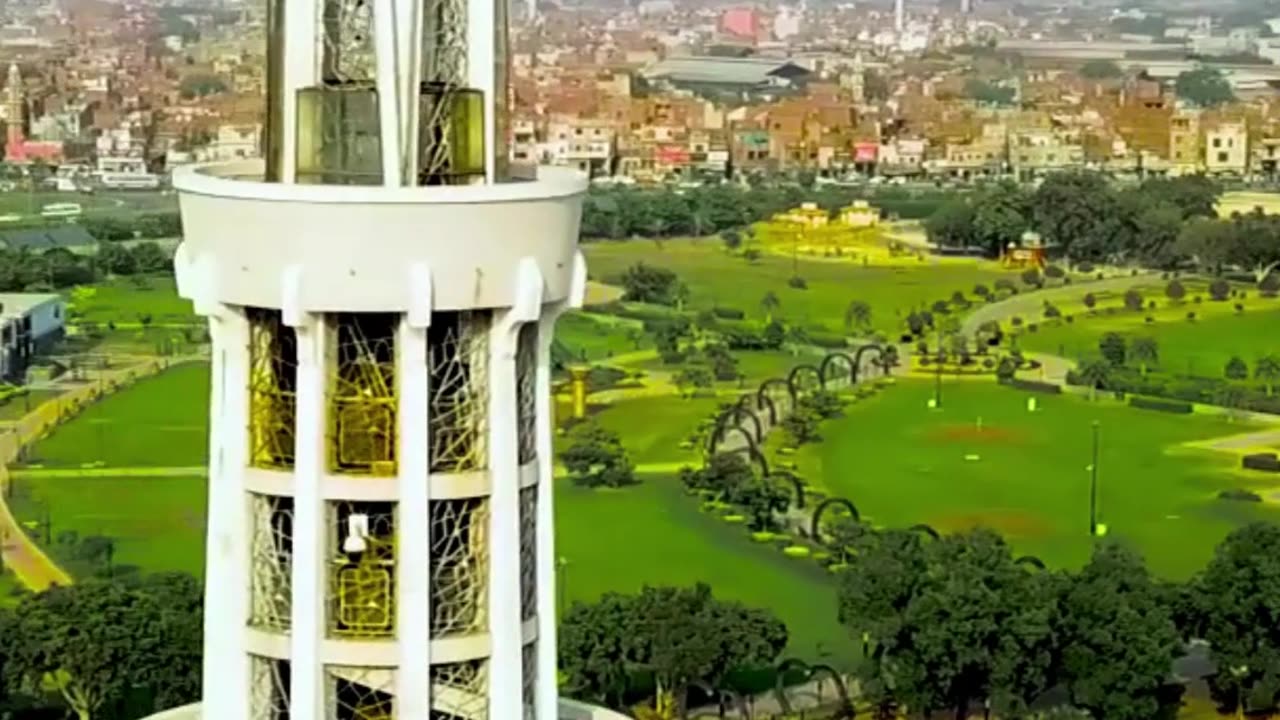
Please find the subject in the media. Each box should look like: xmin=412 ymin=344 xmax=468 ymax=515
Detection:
xmin=534 ymin=305 xmax=566 ymax=720
xmin=487 ymin=310 xmax=524 ymax=718
xmin=288 ymin=313 xmax=327 ymax=719
xmin=396 ymin=315 xmax=432 ymax=715
xmin=201 ymin=308 xmax=252 ymax=720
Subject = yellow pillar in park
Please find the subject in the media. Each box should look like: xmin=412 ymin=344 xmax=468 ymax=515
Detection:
xmin=568 ymin=365 xmax=591 ymax=419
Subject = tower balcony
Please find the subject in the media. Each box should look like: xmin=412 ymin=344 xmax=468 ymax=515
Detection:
xmin=172 ymin=159 xmax=587 ymax=316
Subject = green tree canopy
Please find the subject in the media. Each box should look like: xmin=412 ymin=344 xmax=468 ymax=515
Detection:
xmin=562 ymin=421 xmax=635 ymax=488
xmin=1175 ymin=68 xmax=1235 ymax=108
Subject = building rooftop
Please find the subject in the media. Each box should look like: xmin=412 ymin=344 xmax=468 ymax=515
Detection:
xmin=0 ymin=292 xmax=62 ymax=318
xmin=641 ymin=55 xmax=809 ymax=86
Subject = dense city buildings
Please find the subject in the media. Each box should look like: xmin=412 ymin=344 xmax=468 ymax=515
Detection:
xmin=6 ymin=0 xmax=1280 ymax=187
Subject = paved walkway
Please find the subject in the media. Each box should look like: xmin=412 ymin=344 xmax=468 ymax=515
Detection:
xmin=960 ymin=274 xmax=1155 ymax=337
xmin=9 ymin=465 xmax=209 ymax=479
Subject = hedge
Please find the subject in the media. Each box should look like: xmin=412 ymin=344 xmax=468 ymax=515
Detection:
xmin=1000 ymin=378 xmax=1063 ymax=395
xmin=1243 ymin=453 xmax=1280 ymax=473
xmin=1129 ymin=396 xmax=1194 ymax=414
xmin=807 ymin=333 xmax=848 ymax=350
xmin=712 ymin=307 xmax=746 ymax=320
xmin=1066 ymin=367 xmax=1280 ymax=416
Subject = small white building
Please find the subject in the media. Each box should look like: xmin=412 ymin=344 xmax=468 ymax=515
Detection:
xmin=0 ymin=293 xmax=65 ymax=382
xmin=1205 ymin=122 xmax=1249 ymax=175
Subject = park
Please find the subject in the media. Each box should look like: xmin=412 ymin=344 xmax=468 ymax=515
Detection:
xmin=4 ymin=177 xmax=1280 ymax=717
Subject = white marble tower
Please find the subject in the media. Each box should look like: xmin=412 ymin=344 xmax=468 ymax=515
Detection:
xmin=171 ymin=0 xmax=587 ymax=717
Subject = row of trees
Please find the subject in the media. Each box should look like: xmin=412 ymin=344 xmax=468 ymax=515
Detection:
xmin=80 ymin=214 xmax=183 ymax=243
xmin=581 ymin=184 xmax=950 ymax=241
xmin=839 ymin=523 xmax=1280 ymax=720
xmin=0 ymin=243 xmax=172 ymax=294
xmin=925 ymin=173 xmax=1245 ymax=267
xmin=0 ymin=574 xmax=202 ymax=720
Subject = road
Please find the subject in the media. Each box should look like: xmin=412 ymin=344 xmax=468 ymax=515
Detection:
xmin=960 ymin=273 xmax=1155 ymax=337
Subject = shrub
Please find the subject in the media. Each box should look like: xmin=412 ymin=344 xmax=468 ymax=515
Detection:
xmin=931 ymin=299 xmax=950 ymax=315
xmin=1242 ymin=453 xmax=1280 ymax=473
xmin=973 ymin=283 xmax=991 ymax=298
xmin=1165 ymin=279 xmax=1186 ymax=302
xmin=808 ymin=333 xmax=848 ymax=349
xmin=994 ymin=278 xmax=1016 ymax=294
xmin=1065 ymin=315 xmax=1075 ymax=323
xmin=1044 ymin=265 xmax=1065 ymax=279
xmin=783 ymin=546 xmax=811 ymax=558
xmin=1002 ymin=378 xmax=1063 ymax=394
xmin=712 ymin=307 xmax=746 ymax=320
xmin=1261 ymin=273 xmax=1280 ymax=298
xmin=1235 ymin=303 xmax=1245 ymax=313
xmin=1027 ymin=323 xmax=1039 ymax=333
xmin=788 ymin=276 xmax=808 ymax=290
xmin=1124 ymin=289 xmax=1143 ymax=311
xmin=1210 ymin=279 xmax=1230 ymax=301
xmin=1097 ymin=272 xmax=1105 ymax=280
xmin=1146 ymin=316 xmax=1155 ymax=323
xmin=1129 ymin=396 xmax=1194 ymax=414
xmin=1063 ymin=276 xmax=1072 ymax=285
xmin=1043 ymin=302 xmax=1062 ymax=319
xmin=1076 ymin=261 xmax=1095 ymax=273
xmin=1218 ymin=489 xmax=1263 ymax=503
xmin=1083 ymin=293 xmax=1097 ymax=310
xmin=1011 ymin=316 xmax=1023 ymax=327
xmin=1148 ymin=300 xmax=1158 ymax=310
xmin=1021 ymin=268 xmax=1043 ymax=288
xmin=1186 ymin=311 xmax=1197 ymax=322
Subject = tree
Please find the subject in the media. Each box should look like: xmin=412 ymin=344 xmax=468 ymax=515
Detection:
xmin=703 ymin=343 xmax=739 ymax=382
xmin=1099 ymin=332 xmax=1127 ymax=367
xmin=925 ymin=198 xmax=976 ymax=249
xmin=1256 ymin=355 xmax=1280 ymax=396
xmin=178 ymin=73 xmax=228 ymax=99
xmin=844 ymin=300 xmax=872 ymax=333
xmin=1165 ymin=279 xmax=1186 ymax=303
xmin=1193 ymin=524 xmax=1280 ymax=715
xmin=1210 ymin=278 xmax=1231 ymax=301
xmin=1056 ymin=543 xmax=1182 ymax=720
xmin=1034 ymin=172 xmax=1115 ymax=258
xmin=839 ymin=529 xmax=1057 ymax=719
xmin=562 ymin=421 xmax=635 ymax=488
xmin=620 ymin=263 xmax=686 ymax=306
xmin=559 ymin=585 xmax=787 ymax=710
xmin=1176 ymin=68 xmax=1235 ymax=107
xmin=674 ymin=365 xmax=714 ymax=398
xmin=720 ymin=228 xmax=741 ymax=250
xmin=3 ymin=579 xmax=197 ymax=720
xmin=682 ymin=452 xmax=755 ymax=502
xmin=964 ymin=78 xmax=1017 ymax=106
xmin=1225 ymin=355 xmax=1249 ymax=381
xmin=972 ymin=182 xmax=1032 ymax=257
xmin=1077 ymin=360 xmax=1111 ymax=401
xmin=762 ymin=321 xmax=786 ymax=350
xmin=1080 ymin=59 xmax=1123 ymax=80
xmin=1124 ymin=289 xmax=1144 ymax=312
xmin=760 ymin=291 xmax=781 ymax=324
xmin=1129 ymin=337 xmax=1158 ymax=376
xmin=1083 ymin=293 xmax=1097 ymax=312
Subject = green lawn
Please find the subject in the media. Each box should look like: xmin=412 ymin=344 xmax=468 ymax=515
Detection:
xmin=23 ymin=363 xmax=208 ymax=469
xmin=793 ymin=380 xmax=1279 ymax=579
xmin=7 ymin=473 xmax=206 ymax=577
xmin=556 ymin=311 xmax=646 ymax=362
xmin=69 ymin=275 xmax=196 ymax=326
xmin=14 ymin=366 xmax=854 ymax=660
xmin=1021 ymin=301 xmax=1280 ymax=377
xmin=584 ymin=238 xmax=1010 ymax=333
xmin=0 ymin=390 xmax=59 ymax=420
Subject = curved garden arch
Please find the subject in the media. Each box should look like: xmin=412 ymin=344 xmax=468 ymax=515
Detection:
xmin=908 ymin=523 xmax=940 ymax=540
xmin=706 ymin=421 xmax=758 ymax=457
xmin=713 ymin=404 xmax=764 ymax=446
xmin=788 ymin=363 xmax=823 ymax=400
xmin=758 ymin=378 xmax=792 ymax=421
xmin=773 ymin=659 xmax=853 ymax=716
xmin=810 ymin=497 xmax=861 ymax=545
xmin=767 ymin=469 xmax=806 ymax=510
xmin=819 ymin=352 xmax=857 ymax=388
xmin=853 ymin=343 xmax=887 ymax=382
xmin=1016 ymin=555 xmax=1047 ymax=570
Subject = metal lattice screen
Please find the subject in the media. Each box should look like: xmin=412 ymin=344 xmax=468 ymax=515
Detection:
xmin=519 ymin=486 xmax=536 ymax=621
xmin=247 ymin=307 xmax=297 ymax=470
xmin=516 ymin=323 xmax=538 ymax=464
xmin=522 ymin=642 xmax=537 ymax=720
xmin=250 ymin=655 xmax=291 ymax=720
xmin=431 ymin=660 xmax=488 ymax=719
xmin=327 ymin=665 xmax=395 ymax=720
xmin=428 ymin=311 xmax=489 ymax=473
xmin=328 ymin=501 xmax=396 ymax=639
xmin=328 ymin=313 xmax=398 ymax=476
xmin=429 ymin=497 xmax=489 ymax=637
xmin=249 ymin=493 xmax=293 ymax=632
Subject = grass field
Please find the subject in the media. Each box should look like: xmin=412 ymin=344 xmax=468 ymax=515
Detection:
xmin=1218 ymin=190 xmax=1280 ymax=218
xmin=793 ymin=380 xmax=1279 ymax=578
xmin=1021 ymin=302 xmax=1280 ymax=376
xmin=11 ymin=365 xmax=854 ymax=659
xmin=22 ymin=363 xmax=208 ymax=469
xmin=555 ymin=312 xmax=646 ymax=362
xmin=585 ymin=238 xmax=1011 ymax=332
xmin=69 ymin=276 xmax=196 ymax=326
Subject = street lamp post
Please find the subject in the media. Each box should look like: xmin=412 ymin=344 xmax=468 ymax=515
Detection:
xmin=1089 ymin=421 xmax=1100 ymax=537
